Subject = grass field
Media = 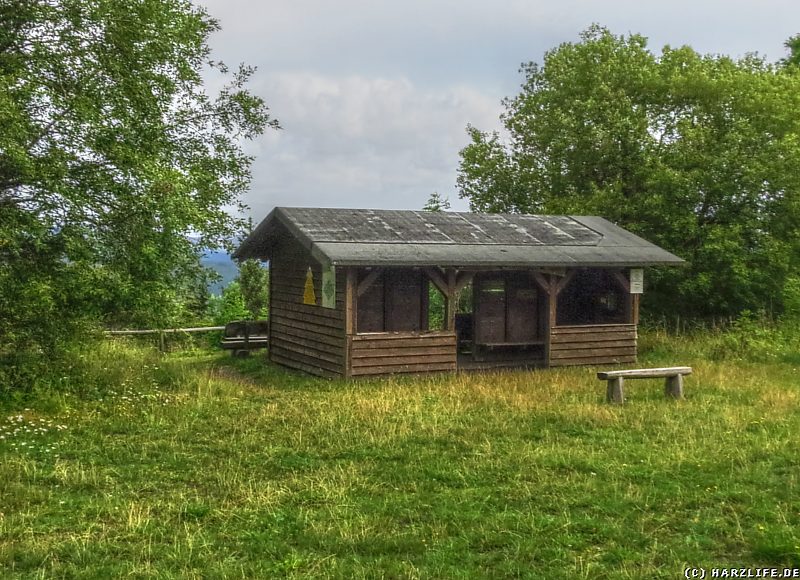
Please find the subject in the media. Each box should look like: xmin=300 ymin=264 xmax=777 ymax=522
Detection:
xmin=1 ymin=331 xmax=799 ymax=578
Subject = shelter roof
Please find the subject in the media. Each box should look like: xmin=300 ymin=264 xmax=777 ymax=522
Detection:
xmin=234 ymin=207 xmax=684 ymax=267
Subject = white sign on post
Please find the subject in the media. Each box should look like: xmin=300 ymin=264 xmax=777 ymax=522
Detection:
xmin=321 ymin=265 xmax=336 ymax=309
xmin=630 ymin=268 xmax=644 ymax=294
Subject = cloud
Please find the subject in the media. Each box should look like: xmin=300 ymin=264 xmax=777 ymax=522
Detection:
xmin=197 ymin=0 xmax=800 ymax=222
xmin=241 ymin=72 xmax=502 ymax=219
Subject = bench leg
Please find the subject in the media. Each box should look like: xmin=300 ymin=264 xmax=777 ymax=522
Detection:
xmin=665 ymin=375 xmax=684 ymax=399
xmin=607 ymin=377 xmax=625 ymax=404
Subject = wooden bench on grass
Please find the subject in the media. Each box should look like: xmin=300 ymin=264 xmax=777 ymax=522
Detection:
xmin=598 ymin=366 xmax=692 ymax=404
xmin=220 ymin=320 xmax=269 ymax=356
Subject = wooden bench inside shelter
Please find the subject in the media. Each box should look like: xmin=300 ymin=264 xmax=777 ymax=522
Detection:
xmin=598 ymin=366 xmax=692 ymax=404
xmin=221 ymin=320 xmax=269 ymax=356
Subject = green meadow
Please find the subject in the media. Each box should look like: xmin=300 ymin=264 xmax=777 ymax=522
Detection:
xmin=1 ymin=330 xmax=799 ymax=579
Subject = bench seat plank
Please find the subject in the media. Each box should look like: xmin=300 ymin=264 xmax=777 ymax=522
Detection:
xmin=597 ymin=366 xmax=692 ymax=380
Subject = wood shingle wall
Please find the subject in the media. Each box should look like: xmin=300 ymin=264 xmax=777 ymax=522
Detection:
xmin=269 ymin=236 xmax=346 ymax=378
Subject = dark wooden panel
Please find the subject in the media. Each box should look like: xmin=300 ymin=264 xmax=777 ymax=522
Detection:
xmin=506 ymin=275 xmax=539 ymax=343
xmin=474 ymin=277 xmax=506 ymax=343
xmin=357 ymin=269 xmax=385 ymax=332
xmin=385 ymin=270 xmax=423 ymax=332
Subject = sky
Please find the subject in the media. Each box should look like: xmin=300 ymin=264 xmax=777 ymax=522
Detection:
xmin=197 ymin=0 xmax=800 ymax=220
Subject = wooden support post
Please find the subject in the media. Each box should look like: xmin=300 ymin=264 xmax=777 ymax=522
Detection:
xmin=445 ymin=269 xmax=457 ymax=331
xmin=607 ymin=377 xmax=625 ymax=404
xmin=344 ymin=267 xmax=356 ymax=379
xmin=632 ymin=294 xmax=640 ymax=326
xmin=665 ymin=374 xmax=684 ymax=399
xmin=345 ymin=267 xmax=356 ymax=335
xmin=533 ymin=272 xmax=559 ymax=367
xmin=612 ymin=270 xmax=635 ymax=324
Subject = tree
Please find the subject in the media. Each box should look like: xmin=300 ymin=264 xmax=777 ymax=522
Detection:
xmin=209 ymin=281 xmax=249 ymax=326
xmin=237 ymin=259 xmax=269 ymax=319
xmin=782 ymin=34 xmax=800 ymax=68
xmin=458 ymin=25 xmax=800 ymax=317
xmin=0 ymin=0 xmax=277 ymax=376
xmin=423 ymin=191 xmax=451 ymax=212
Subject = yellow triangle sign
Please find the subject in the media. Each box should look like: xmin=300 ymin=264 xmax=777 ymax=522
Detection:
xmin=303 ymin=267 xmax=317 ymax=305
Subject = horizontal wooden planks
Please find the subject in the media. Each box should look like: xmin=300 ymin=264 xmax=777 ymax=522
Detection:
xmin=351 ymin=333 xmax=455 ymax=347
xmin=352 ymin=354 xmax=455 ymax=369
xmin=349 ymin=333 xmax=457 ymax=376
xmin=552 ymin=324 xmax=635 ymax=333
xmin=271 ymin=298 xmax=345 ymax=323
xmin=270 ymin=351 xmax=341 ymax=379
xmin=549 ymin=323 xmax=637 ymax=367
xmin=351 ymin=345 xmax=454 ymax=359
xmin=272 ymin=324 xmax=344 ymax=359
xmin=269 ymin=233 xmax=349 ymax=378
xmin=351 ymin=361 xmax=456 ymax=376
xmin=271 ymin=344 xmax=342 ymax=375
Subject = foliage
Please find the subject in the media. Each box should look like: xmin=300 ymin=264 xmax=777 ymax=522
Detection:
xmin=458 ymin=25 xmax=800 ymax=317
xmin=2 ymin=338 xmax=800 ymax=576
xmin=422 ymin=191 xmax=451 ymax=212
xmin=208 ymin=281 xmax=249 ymax=326
xmin=782 ymin=34 xmax=800 ymax=68
xmin=783 ymin=276 xmax=800 ymax=320
xmin=641 ymin=312 xmax=800 ymax=365
xmin=0 ymin=0 xmax=277 ymax=384
xmin=237 ymin=259 xmax=269 ymax=319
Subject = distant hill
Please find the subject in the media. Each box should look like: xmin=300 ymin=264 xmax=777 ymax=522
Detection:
xmin=201 ymin=250 xmax=238 ymax=295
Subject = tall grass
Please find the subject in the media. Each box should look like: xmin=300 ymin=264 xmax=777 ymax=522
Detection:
xmin=1 ymin=330 xmax=798 ymax=578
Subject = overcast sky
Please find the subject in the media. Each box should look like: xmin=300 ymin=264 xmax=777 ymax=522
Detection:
xmin=197 ymin=0 xmax=799 ymax=220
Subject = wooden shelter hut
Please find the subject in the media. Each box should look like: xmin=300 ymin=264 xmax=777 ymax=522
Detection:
xmin=234 ymin=207 xmax=683 ymax=378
